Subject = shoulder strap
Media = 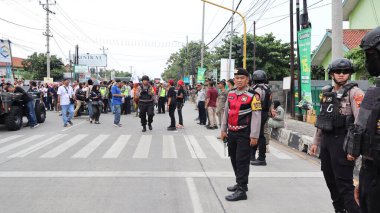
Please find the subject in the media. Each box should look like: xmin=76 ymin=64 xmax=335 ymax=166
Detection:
xmin=337 ymin=83 xmax=358 ymax=99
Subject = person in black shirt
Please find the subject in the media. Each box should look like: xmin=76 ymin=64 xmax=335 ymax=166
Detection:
xmin=176 ymin=80 xmax=185 ymax=128
xmin=167 ymin=79 xmax=177 ymax=131
xmin=4 ymin=84 xmax=39 ymax=128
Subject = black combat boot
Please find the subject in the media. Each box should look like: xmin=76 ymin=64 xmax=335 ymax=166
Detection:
xmin=250 ymin=159 xmax=267 ymax=166
xmin=335 ymin=209 xmax=347 ymax=213
xmin=142 ymin=126 xmax=147 ymax=132
xmin=225 ymin=186 xmax=247 ymax=201
xmin=227 ymin=184 xmax=248 ymax=192
xmin=148 ymin=124 xmax=152 ymax=130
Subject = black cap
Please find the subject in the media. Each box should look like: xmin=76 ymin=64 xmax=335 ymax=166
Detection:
xmin=234 ymin=68 xmax=249 ymax=77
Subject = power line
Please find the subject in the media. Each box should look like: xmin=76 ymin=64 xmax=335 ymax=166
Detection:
xmin=0 ymin=17 xmax=43 ymax=30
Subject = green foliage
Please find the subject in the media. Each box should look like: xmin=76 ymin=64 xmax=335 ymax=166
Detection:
xmin=22 ymin=52 xmax=65 ymax=81
xmin=345 ymin=47 xmax=370 ymax=80
xmin=161 ymin=33 xmax=291 ymax=82
xmin=311 ymin=65 xmax=325 ymax=80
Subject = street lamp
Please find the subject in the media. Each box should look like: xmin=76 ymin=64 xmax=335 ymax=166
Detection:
xmin=201 ymin=0 xmax=247 ymax=69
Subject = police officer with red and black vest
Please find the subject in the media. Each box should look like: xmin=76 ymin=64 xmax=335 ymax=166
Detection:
xmin=344 ymin=26 xmax=380 ymax=213
xmin=221 ymin=68 xmax=262 ymax=201
xmin=250 ymin=70 xmax=272 ymax=166
xmin=310 ymin=58 xmax=364 ymax=213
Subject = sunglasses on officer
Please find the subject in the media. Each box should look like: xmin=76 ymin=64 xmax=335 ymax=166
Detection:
xmin=332 ymin=70 xmax=351 ymax=75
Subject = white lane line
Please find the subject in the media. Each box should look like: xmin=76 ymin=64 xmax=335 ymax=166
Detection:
xmin=184 ymin=135 xmax=197 ymax=158
xmin=186 ymin=177 xmax=204 ymax=213
xmin=102 ymin=135 xmax=131 ymax=159
xmin=269 ymin=145 xmax=293 ymax=159
xmin=61 ymin=120 xmax=86 ymax=132
xmin=132 ymin=135 xmax=152 ymax=158
xmin=8 ymin=134 xmax=67 ymax=158
xmin=0 ymin=135 xmax=44 ymax=154
xmin=186 ymin=135 xmax=206 ymax=158
xmin=0 ymin=135 xmax=23 ymax=145
xmin=205 ymin=136 xmax=228 ymax=159
xmin=40 ymin=134 xmax=88 ymax=158
xmin=0 ymin=171 xmax=324 ymax=178
xmin=72 ymin=135 xmax=109 ymax=158
xmin=162 ymin=135 xmax=177 ymax=158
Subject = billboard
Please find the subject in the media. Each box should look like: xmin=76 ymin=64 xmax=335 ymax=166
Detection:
xmin=74 ymin=65 xmax=89 ymax=73
xmin=0 ymin=40 xmax=12 ymax=63
xmin=220 ymin=58 xmax=235 ymax=80
xmin=297 ymin=28 xmax=313 ymax=104
xmin=197 ymin=67 xmax=206 ymax=83
xmin=76 ymin=54 xmax=107 ymax=67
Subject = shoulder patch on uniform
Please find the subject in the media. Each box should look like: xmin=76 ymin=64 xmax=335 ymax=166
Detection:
xmin=251 ymin=95 xmax=262 ymax=111
xmin=354 ymin=93 xmax=364 ymax=108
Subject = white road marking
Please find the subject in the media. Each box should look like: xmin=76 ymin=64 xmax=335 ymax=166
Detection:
xmin=40 ymin=134 xmax=88 ymax=158
xmin=186 ymin=177 xmax=204 ymax=213
xmin=8 ymin=134 xmax=67 ymax=158
xmin=269 ymin=145 xmax=293 ymax=159
xmin=72 ymin=135 xmax=109 ymax=158
xmin=184 ymin=135 xmax=197 ymax=158
xmin=0 ymin=135 xmax=44 ymax=154
xmin=0 ymin=135 xmax=23 ymax=145
xmin=132 ymin=135 xmax=152 ymax=158
xmin=102 ymin=135 xmax=131 ymax=159
xmin=162 ymin=135 xmax=177 ymax=158
xmin=205 ymin=136 xmax=228 ymax=159
xmin=61 ymin=120 xmax=86 ymax=132
xmin=185 ymin=135 xmax=206 ymax=158
xmin=0 ymin=171 xmax=324 ymax=178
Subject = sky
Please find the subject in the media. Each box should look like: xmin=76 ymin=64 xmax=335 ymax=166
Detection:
xmin=0 ymin=0 xmax=336 ymax=79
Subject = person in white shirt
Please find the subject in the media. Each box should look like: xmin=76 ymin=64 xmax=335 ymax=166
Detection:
xmin=57 ymin=79 xmax=74 ymax=127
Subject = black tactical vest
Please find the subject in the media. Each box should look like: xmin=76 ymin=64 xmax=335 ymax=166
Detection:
xmin=139 ymin=85 xmax=153 ymax=101
xmin=315 ymin=83 xmax=358 ymax=132
xmin=252 ymin=84 xmax=272 ymax=112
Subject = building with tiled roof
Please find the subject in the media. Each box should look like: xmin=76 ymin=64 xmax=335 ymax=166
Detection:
xmin=311 ymin=0 xmax=380 ymax=80
xmin=0 ymin=57 xmax=26 ymax=79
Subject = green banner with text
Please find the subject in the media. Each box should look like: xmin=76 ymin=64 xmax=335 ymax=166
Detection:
xmin=297 ymin=28 xmax=312 ymax=104
xmin=197 ymin=67 xmax=206 ymax=83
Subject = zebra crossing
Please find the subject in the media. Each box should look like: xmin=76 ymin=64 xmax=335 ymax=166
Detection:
xmin=0 ymin=133 xmax=295 ymax=160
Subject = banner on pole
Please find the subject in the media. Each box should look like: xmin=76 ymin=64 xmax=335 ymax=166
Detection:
xmin=0 ymin=40 xmax=12 ymax=63
xmin=183 ymin=76 xmax=190 ymax=84
xmin=197 ymin=67 xmax=206 ymax=83
xmin=297 ymin=28 xmax=313 ymax=104
xmin=74 ymin=65 xmax=89 ymax=73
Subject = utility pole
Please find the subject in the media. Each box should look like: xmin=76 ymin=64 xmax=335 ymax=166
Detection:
xmin=201 ymin=2 xmax=205 ymax=68
xmin=227 ymin=0 xmax=234 ymax=80
xmin=69 ymin=50 xmax=72 ymax=80
xmin=296 ymin=0 xmax=302 ymax=120
xmin=290 ymin=0 xmax=295 ymax=118
xmin=40 ymin=0 xmax=56 ymax=79
xmin=100 ymin=46 xmax=108 ymax=80
xmin=331 ymin=0 xmax=343 ymax=63
xmin=253 ymin=21 xmax=256 ymax=72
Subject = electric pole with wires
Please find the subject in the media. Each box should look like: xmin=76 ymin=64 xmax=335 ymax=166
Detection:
xmin=40 ymin=0 xmax=56 ymax=79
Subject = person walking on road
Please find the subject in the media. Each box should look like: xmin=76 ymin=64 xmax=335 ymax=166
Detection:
xmin=137 ymin=75 xmax=155 ymax=132
xmin=157 ymin=83 xmax=167 ymax=114
xmin=250 ymin=70 xmax=272 ymax=166
xmin=111 ymin=80 xmax=124 ymax=127
xmin=167 ymin=79 xmax=177 ymax=131
xmin=57 ymin=79 xmax=75 ymax=128
xmin=89 ymin=85 xmax=102 ymax=124
xmin=196 ymin=83 xmax=206 ymax=125
xmin=176 ymin=80 xmax=185 ymax=128
xmin=206 ymin=81 xmax=218 ymax=130
xmin=74 ymin=83 xmax=86 ymax=117
xmin=310 ymin=58 xmax=364 ymax=213
xmin=216 ymin=80 xmax=228 ymax=129
xmin=220 ymin=68 xmax=262 ymax=201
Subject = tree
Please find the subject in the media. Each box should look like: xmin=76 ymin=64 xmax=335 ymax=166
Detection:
xmin=22 ymin=52 xmax=65 ymax=81
xmin=214 ymin=33 xmax=291 ymax=80
xmin=345 ymin=47 xmax=369 ymax=80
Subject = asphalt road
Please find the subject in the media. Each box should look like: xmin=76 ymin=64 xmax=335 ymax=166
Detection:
xmin=0 ymin=103 xmax=333 ymax=213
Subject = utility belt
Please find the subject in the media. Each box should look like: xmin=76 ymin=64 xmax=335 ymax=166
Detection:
xmin=228 ymin=124 xmax=248 ymax=132
xmin=344 ymin=125 xmax=380 ymax=158
xmin=362 ymin=133 xmax=380 ymax=159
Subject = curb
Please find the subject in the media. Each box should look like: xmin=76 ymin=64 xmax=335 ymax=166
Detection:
xmin=270 ymin=128 xmax=361 ymax=178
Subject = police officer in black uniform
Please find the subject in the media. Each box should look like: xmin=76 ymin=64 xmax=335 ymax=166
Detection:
xmin=136 ymin=75 xmax=155 ymax=132
xmin=311 ymin=58 xmax=364 ymax=213
xmin=344 ymin=26 xmax=380 ymax=213
xmin=250 ymin=70 xmax=272 ymax=166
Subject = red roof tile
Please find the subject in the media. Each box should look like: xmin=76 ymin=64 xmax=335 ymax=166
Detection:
xmin=343 ymin=29 xmax=371 ymax=50
xmin=0 ymin=57 xmax=25 ymax=68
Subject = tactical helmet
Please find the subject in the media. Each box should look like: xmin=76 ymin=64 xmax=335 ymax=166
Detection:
xmin=327 ymin=58 xmax=354 ymax=74
xmin=252 ymin=70 xmax=267 ymax=83
xmin=360 ymin=27 xmax=380 ymax=77
xmin=141 ymin=75 xmax=149 ymax=81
